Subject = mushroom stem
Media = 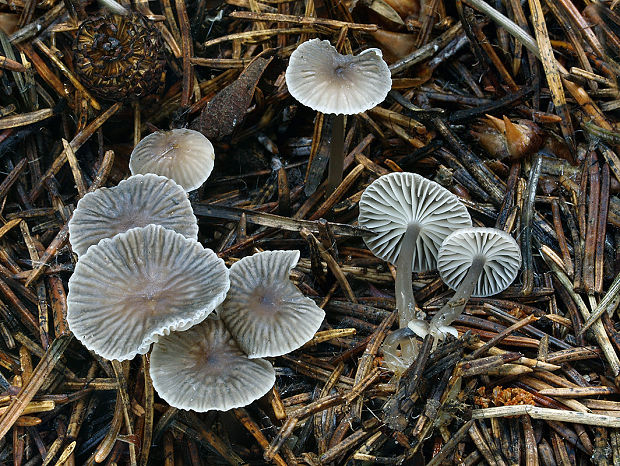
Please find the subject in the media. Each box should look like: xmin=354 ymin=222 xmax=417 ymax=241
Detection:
xmin=394 ymin=223 xmax=421 ymax=363
xmin=395 ymin=223 xmax=420 ymax=327
xmin=430 ymin=255 xmax=486 ymax=333
xmin=327 ymin=114 xmax=345 ymax=194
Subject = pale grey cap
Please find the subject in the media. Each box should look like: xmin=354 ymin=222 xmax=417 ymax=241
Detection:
xmin=68 ymin=174 xmax=198 ymax=257
xmin=438 ymin=227 xmax=522 ymax=297
xmin=67 ymin=224 xmax=230 ymax=361
xmin=129 ymin=128 xmax=215 ymax=191
xmin=150 ymin=318 xmax=275 ymax=412
xmin=285 ymin=38 xmax=392 ymax=115
xmin=219 ymin=250 xmax=325 ymax=358
xmin=358 ymin=172 xmax=472 ymax=272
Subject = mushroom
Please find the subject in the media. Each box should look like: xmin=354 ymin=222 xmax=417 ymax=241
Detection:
xmin=150 ymin=318 xmax=275 ymax=412
xmin=423 ymin=227 xmax=522 ymax=342
xmin=358 ymin=172 xmax=471 ymax=369
xmin=218 ymin=250 xmax=325 ymax=358
xmin=68 ymin=174 xmax=198 ymax=257
xmin=285 ymin=38 xmax=391 ymax=193
xmin=129 ymin=128 xmax=215 ymax=192
xmin=67 ymin=224 xmax=230 ymax=361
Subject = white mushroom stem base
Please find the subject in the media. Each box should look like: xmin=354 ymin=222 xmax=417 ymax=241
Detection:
xmin=382 ymin=327 xmax=418 ymax=375
xmin=429 ymin=255 xmax=486 ymax=339
xmin=327 ymin=114 xmax=345 ymax=194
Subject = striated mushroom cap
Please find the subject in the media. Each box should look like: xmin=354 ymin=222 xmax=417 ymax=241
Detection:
xmin=150 ymin=318 xmax=275 ymax=412
xmin=285 ymin=38 xmax=392 ymax=115
xmin=358 ymin=172 xmax=472 ymax=272
xmin=67 ymin=224 xmax=230 ymax=361
xmin=68 ymin=174 xmax=198 ymax=257
xmin=129 ymin=128 xmax=215 ymax=191
xmin=219 ymin=250 xmax=325 ymax=358
xmin=438 ymin=227 xmax=522 ymax=297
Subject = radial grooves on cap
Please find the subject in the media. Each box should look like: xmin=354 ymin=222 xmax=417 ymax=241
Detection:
xmin=285 ymin=38 xmax=392 ymax=115
xmin=67 ymin=224 xmax=230 ymax=361
xmin=438 ymin=227 xmax=522 ymax=297
xmin=150 ymin=318 xmax=275 ymax=412
xmin=129 ymin=128 xmax=215 ymax=192
xmin=68 ymin=174 xmax=198 ymax=257
xmin=358 ymin=172 xmax=472 ymax=272
xmin=220 ymin=250 xmax=325 ymax=359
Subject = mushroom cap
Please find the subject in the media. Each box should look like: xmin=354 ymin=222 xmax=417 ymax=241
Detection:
xmin=68 ymin=174 xmax=198 ymax=257
xmin=150 ymin=318 xmax=275 ymax=412
xmin=219 ymin=250 xmax=325 ymax=359
xmin=437 ymin=227 xmax=522 ymax=297
xmin=67 ymin=224 xmax=230 ymax=361
xmin=285 ymin=38 xmax=392 ymax=115
xmin=358 ymin=172 xmax=472 ymax=272
xmin=129 ymin=128 xmax=215 ymax=191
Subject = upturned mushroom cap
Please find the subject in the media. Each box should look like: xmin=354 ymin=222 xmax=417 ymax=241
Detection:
xmin=219 ymin=250 xmax=325 ymax=358
xmin=129 ymin=128 xmax=215 ymax=191
xmin=67 ymin=224 xmax=230 ymax=361
xmin=437 ymin=227 xmax=521 ymax=297
xmin=358 ymin=172 xmax=472 ymax=272
xmin=150 ymin=318 xmax=275 ymax=412
xmin=68 ymin=174 xmax=198 ymax=257
xmin=285 ymin=38 xmax=392 ymax=115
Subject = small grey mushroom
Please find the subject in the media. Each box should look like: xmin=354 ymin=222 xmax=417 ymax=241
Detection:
xmin=423 ymin=227 xmax=522 ymax=342
xmin=68 ymin=174 xmax=197 ymax=257
xmin=67 ymin=224 xmax=230 ymax=361
xmin=219 ymin=250 xmax=325 ymax=358
xmin=129 ymin=128 xmax=215 ymax=191
xmin=150 ymin=318 xmax=275 ymax=412
xmin=285 ymin=38 xmax=391 ymax=193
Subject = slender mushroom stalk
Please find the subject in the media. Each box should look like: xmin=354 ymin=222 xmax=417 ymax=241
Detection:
xmin=429 ymin=255 xmax=485 ymax=338
xmin=327 ymin=114 xmax=346 ymax=193
xmin=358 ymin=173 xmax=472 ymax=373
xmin=394 ymin=223 xmax=420 ymax=326
xmin=424 ymin=227 xmax=522 ymax=345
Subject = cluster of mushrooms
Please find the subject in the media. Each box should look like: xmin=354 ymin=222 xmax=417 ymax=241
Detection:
xmin=66 ymin=38 xmax=523 ymax=409
xmin=284 ymin=39 xmax=523 ymax=372
xmin=359 ymin=172 xmax=523 ymax=374
xmin=66 ymin=128 xmax=325 ymax=412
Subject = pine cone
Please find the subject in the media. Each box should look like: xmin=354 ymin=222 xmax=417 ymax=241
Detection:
xmin=73 ymin=12 xmax=165 ymax=102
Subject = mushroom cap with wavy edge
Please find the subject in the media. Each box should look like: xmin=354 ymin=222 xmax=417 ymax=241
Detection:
xmin=129 ymin=128 xmax=215 ymax=192
xmin=150 ymin=318 xmax=275 ymax=412
xmin=358 ymin=172 xmax=472 ymax=272
xmin=285 ymin=38 xmax=392 ymax=115
xmin=67 ymin=224 xmax=230 ymax=361
xmin=219 ymin=250 xmax=325 ymax=359
xmin=437 ymin=227 xmax=522 ymax=297
xmin=68 ymin=174 xmax=198 ymax=257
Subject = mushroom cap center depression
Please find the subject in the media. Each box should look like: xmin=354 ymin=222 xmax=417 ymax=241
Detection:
xmin=123 ymin=267 xmax=179 ymax=314
xmin=187 ymin=339 xmax=230 ymax=376
xmin=248 ymin=283 xmax=287 ymax=316
xmin=112 ymin=210 xmax=156 ymax=234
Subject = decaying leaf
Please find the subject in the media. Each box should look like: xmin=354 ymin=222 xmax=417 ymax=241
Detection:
xmin=361 ymin=0 xmax=405 ymax=25
xmin=190 ymin=55 xmax=273 ymax=140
